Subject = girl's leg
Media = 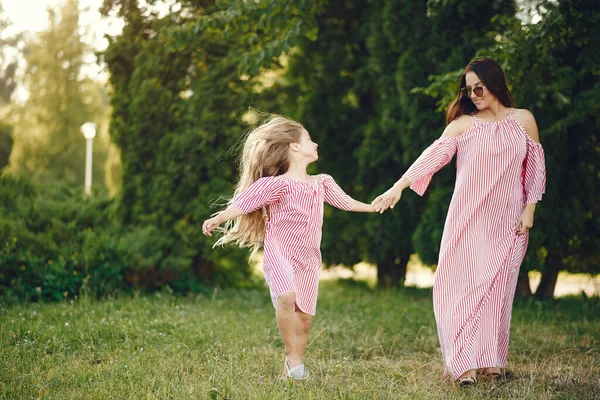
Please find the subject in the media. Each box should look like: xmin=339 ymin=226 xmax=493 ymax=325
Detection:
xmin=276 ymin=293 xmax=302 ymax=375
xmin=293 ymin=308 xmax=313 ymax=361
xmin=281 ymin=310 xmax=313 ymax=379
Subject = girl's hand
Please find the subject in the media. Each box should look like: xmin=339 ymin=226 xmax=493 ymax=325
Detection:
xmin=372 ymin=184 xmax=403 ymax=214
xmin=202 ymin=216 xmax=221 ymax=236
xmin=515 ymin=207 xmax=535 ymax=235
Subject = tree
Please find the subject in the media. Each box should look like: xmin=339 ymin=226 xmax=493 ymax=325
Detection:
xmin=503 ymin=0 xmax=600 ymax=299
xmin=101 ymin=0 xmax=325 ymax=285
xmin=0 ymin=1 xmax=20 ymax=105
xmin=8 ymin=0 xmax=108 ymax=189
xmin=0 ymin=1 xmax=23 ymax=170
xmin=165 ymin=0 xmax=516 ymax=287
xmin=416 ymin=0 xmax=600 ymax=298
xmin=274 ymin=0 xmax=515 ymax=287
xmin=258 ymin=0 xmax=373 ymax=273
xmin=0 ymin=120 xmax=11 ymax=169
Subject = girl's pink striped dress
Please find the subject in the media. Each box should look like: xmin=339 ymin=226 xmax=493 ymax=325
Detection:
xmin=232 ymin=174 xmax=354 ymax=315
xmin=403 ymin=109 xmax=546 ymax=379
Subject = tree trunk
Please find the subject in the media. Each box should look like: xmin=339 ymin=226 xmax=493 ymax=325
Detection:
xmin=534 ymin=252 xmax=561 ymax=300
xmin=515 ymin=268 xmax=532 ymax=298
xmin=193 ymin=255 xmax=215 ymax=283
xmin=377 ymin=252 xmax=408 ymax=288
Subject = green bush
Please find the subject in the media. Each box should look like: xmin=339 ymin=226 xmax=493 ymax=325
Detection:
xmin=0 ymin=175 xmax=235 ymax=303
xmin=0 ymin=176 xmax=117 ymax=301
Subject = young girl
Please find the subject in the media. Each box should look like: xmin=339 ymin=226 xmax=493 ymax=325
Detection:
xmin=202 ymin=115 xmax=376 ymax=381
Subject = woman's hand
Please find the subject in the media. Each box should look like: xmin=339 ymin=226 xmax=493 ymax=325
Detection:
xmin=515 ymin=204 xmax=536 ymax=235
xmin=372 ymin=184 xmax=404 ymax=214
xmin=202 ymin=216 xmax=222 ymax=236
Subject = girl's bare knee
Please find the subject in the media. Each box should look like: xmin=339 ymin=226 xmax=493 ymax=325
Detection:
xmin=277 ymin=292 xmax=295 ymax=309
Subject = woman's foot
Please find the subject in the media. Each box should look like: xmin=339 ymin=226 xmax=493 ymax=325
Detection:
xmin=456 ymin=370 xmax=477 ymax=387
xmin=457 ymin=376 xmax=476 ymax=387
xmin=481 ymin=367 xmax=502 ymax=381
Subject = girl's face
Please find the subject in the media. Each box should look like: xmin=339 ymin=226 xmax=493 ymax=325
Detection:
xmin=296 ymin=129 xmax=319 ymax=162
xmin=465 ymin=71 xmax=496 ymax=111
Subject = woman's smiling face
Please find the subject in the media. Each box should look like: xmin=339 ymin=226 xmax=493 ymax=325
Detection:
xmin=465 ymin=71 xmax=495 ymax=111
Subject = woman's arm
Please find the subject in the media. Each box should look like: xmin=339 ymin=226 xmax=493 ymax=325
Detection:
xmin=513 ymin=109 xmax=544 ymax=234
xmin=371 ymin=117 xmax=471 ymax=213
xmin=371 ymin=176 xmax=410 ymax=213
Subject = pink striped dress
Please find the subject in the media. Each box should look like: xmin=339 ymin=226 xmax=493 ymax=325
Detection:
xmin=232 ymin=174 xmax=354 ymax=315
xmin=403 ymin=109 xmax=546 ymax=379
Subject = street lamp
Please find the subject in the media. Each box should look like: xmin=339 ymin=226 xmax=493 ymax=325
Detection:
xmin=80 ymin=122 xmax=97 ymax=196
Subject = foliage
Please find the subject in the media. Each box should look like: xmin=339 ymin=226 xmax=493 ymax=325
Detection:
xmin=412 ymin=187 xmax=453 ymax=265
xmin=0 ymin=175 xmax=216 ymax=303
xmin=0 ymin=1 xmax=22 ymax=171
xmin=0 ymin=119 xmax=12 ymax=169
xmin=7 ymin=0 xmax=110 ymax=190
xmin=6 ymin=0 xmax=593 ymax=298
xmin=262 ymin=0 xmax=373 ymax=269
xmin=414 ymin=0 xmax=600 ymax=297
xmin=100 ymin=0 xmax=327 ymax=286
xmin=0 ymin=1 xmax=21 ymax=106
xmin=0 ymin=175 xmax=118 ymax=301
xmin=270 ymin=0 xmax=516 ymax=286
xmin=162 ymin=0 xmax=326 ymax=75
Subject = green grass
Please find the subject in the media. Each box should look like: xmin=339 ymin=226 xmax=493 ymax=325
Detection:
xmin=1 ymin=280 xmax=599 ymax=399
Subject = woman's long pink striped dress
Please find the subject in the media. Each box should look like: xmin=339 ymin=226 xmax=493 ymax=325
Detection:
xmin=232 ymin=174 xmax=354 ymax=315
xmin=403 ymin=110 xmax=546 ymax=379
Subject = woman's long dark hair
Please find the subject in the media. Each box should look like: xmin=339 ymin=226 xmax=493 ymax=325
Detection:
xmin=446 ymin=58 xmax=516 ymax=125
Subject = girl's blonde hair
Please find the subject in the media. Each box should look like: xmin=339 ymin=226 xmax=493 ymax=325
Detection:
xmin=215 ymin=115 xmax=305 ymax=251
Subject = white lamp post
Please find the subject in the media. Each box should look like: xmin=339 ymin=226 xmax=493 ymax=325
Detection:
xmin=80 ymin=122 xmax=97 ymax=196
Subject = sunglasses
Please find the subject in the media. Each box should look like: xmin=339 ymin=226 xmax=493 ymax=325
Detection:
xmin=461 ymin=85 xmax=486 ymax=97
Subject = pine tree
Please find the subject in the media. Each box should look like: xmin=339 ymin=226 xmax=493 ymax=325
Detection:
xmin=0 ymin=1 xmax=22 ymax=169
xmin=8 ymin=0 xmax=108 ymax=189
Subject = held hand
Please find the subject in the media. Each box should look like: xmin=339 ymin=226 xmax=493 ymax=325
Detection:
xmin=515 ymin=209 xmax=534 ymax=235
xmin=202 ymin=216 xmax=221 ymax=236
xmin=371 ymin=184 xmax=403 ymax=214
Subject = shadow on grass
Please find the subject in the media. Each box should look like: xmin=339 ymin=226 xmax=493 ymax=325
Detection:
xmin=547 ymin=377 xmax=600 ymax=400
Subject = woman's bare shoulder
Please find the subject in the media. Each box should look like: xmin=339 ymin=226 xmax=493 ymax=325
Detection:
xmin=442 ymin=114 xmax=476 ymax=138
xmin=513 ymin=108 xmax=536 ymax=124
xmin=513 ymin=108 xmax=540 ymax=142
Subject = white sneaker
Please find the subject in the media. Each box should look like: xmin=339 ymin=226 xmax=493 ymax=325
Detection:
xmin=286 ymin=359 xmax=310 ymax=381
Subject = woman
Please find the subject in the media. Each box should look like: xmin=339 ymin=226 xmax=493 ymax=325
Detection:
xmin=372 ymin=58 xmax=546 ymax=385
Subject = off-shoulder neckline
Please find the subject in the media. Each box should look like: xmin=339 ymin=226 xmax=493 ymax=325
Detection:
xmin=277 ymin=174 xmax=322 ymax=184
xmin=471 ymin=108 xmax=514 ymax=124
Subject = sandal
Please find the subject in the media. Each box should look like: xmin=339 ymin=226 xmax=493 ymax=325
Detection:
xmin=481 ymin=368 xmax=502 ymax=381
xmin=285 ymin=358 xmax=310 ymax=381
xmin=456 ymin=375 xmax=476 ymax=387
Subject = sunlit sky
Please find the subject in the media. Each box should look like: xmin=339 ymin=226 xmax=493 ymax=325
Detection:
xmin=3 ymin=0 xmax=124 ymax=52
xmin=1 ymin=0 xmax=176 ymax=100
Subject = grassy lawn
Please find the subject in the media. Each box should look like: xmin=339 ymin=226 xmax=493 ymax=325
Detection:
xmin=1 ymin=280 xmax=599 ymax=399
